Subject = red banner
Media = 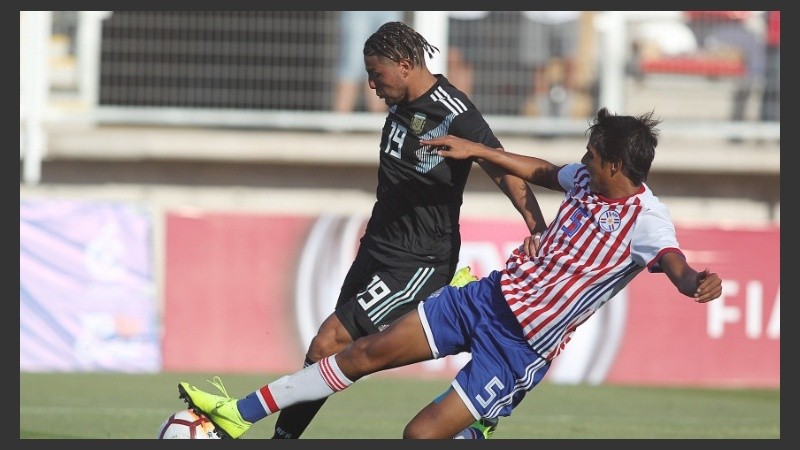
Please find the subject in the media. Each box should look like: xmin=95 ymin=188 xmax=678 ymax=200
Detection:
xmin=163 ymin=212 xmax=779 ymax=388
xmin=605 ymin=226 xmax=780 ymax=388
xmin=163 ymin=212 xmax=313 ymax=373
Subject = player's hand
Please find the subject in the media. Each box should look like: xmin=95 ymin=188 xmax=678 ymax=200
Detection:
xmin=522 ymin=233 xmax=542 ymax=257
xmin=420 ymin=135 xmax=480 ymax=160
xmin=694 ymin=269 xmax=722 ymax=303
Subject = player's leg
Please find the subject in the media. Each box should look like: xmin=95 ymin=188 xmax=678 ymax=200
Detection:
xmin=335 ymin=306 xmax=435 ymax=373
xmin=272 ymin=247 xmax=378 ymax=439
xmin=396 ymin=276 xmax=503 ymax=439
xmin=179 ymin=308 xmax=435 ymax=438
xmin=272 ymin=313 xmax=354 ymax=438
xmin=431 ymin=267 xmax=499 ymax=438
xmin=419 ymin=271 xmax=551 ymax=439
xmin=405 ymin=387 xmax=476 ymax=439
xmin=431 ymin=387 xmax=498 ymax=439
xmin=272 ymin=252 xmax=374 ymax=439
xmin=274 ymin=256 xmax=450 ymax=438
xmin=178 ymin=273 xmax=474 ymax=439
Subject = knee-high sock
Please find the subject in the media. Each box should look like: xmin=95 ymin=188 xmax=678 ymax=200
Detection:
xmin=237 ymin=355 xmax=353 ymax=423
xmin=272 ymin=357 xmax=328 ymax=439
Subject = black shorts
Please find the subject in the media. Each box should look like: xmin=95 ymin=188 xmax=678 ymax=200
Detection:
xmin=334 ymin=247 xmax=454 ymax=340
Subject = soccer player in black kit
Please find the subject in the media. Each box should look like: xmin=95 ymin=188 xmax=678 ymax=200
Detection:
xmin=271 ymin=21 xmax=547 ymax=439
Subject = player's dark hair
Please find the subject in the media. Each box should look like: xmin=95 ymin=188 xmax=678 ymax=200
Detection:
xmin=586 ymin=107 xmax=661 ymax=185
xmin=363 ymin=21 xmax=439 ymax=68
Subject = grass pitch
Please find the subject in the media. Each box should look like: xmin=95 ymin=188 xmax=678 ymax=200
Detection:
xmin=20 ymin=372 xmax=779 ymax=439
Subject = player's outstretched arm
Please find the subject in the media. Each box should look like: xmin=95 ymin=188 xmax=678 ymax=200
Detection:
xmin=474 ymin=156 xmax=548 ymax=234
xmin=659 ymin=252 xmax=722 ymax=303
xmin=421 ymin=135 xmax=562 ymax=191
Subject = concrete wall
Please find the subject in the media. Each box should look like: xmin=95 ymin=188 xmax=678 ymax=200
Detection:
xmin=20 ymin=124 xmax=780 ymax=229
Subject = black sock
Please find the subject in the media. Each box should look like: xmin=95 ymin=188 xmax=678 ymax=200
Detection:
xmin=272 ymin=398 xmax=329 ymax=439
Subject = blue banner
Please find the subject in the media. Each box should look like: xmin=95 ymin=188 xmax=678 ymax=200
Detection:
xmin=20 ymin=199 xmax=160 ymax=372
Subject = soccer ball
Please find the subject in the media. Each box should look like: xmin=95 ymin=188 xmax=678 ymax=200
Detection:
xmin=156 ymin=409 xmax=220 ymax=439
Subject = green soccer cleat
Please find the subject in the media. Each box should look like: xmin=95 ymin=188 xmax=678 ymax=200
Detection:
xmin=450 ymin=266 xmax=478 ymax=288
xmin=469 ymin=417 xmax=499 ymax=439
xmin=178 ymin=376 xmax=252 ymax=439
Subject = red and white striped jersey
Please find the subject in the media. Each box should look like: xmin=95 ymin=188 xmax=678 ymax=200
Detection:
xmin=500 ymin=163 xmax=683 ymax=360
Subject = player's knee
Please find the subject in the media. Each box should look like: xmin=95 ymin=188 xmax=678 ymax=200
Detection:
xmin=402 ymin=420 xmax=439 ymax=439
xmin=307 ymin=318 xmax=353 ymax=361
xmin=307 ymin=334 xmax=338 ymax=361
xmin=345 ymin=336 xmax=386 ymax=368
xmin=306 ymin=328 xmax=342 ymax=360
xmin=348 ymin=336 xmax=374 ymax=360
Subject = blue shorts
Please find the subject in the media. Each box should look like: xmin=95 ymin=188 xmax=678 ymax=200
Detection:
xmin=419 ymin=270 xmax=550 ymax=419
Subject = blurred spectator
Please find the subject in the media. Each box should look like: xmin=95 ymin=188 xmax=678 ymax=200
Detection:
xmin=446 ymin=11 xmax=488 ymax=97
xmin=518 ymin=11 xmax=581 ymax=118
xmin=760 ymin=10 xmax=779 ymax=122
xmin=685 ymin=11 xmax=766 ymax=123
xmin=333 ymin=11 xmax=402 ymax=113
xmin=566 ymin=11 xmax=599 ymax=119
xmin=631 ymin=15 xmax=699 ymax=61
xmin=52 ymin=11 xmax=78 ymax=53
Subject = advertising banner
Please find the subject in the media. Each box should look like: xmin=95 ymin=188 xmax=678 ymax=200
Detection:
xmin=163 ymin=212 xmax=779 ymax=388
xmin=20 ymin=199 xmax=159 ymax=372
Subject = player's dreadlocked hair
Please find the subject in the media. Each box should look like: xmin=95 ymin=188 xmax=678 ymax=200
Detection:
xmin=363 ymin=21 xmax=439 ymax=67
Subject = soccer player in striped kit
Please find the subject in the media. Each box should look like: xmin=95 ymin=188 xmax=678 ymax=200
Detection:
xmin=272 ymin=20 xmax=544 ymax=439
xmin=179 ymin=107 xmax=722 ymax=439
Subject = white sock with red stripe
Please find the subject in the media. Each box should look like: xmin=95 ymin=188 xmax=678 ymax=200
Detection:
xmin=237 ymin=355 xmax=353 ymax=423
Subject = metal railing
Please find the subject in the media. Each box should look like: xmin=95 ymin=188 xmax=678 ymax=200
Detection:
xmin=20 ymin=11 xmax=780 ymax=185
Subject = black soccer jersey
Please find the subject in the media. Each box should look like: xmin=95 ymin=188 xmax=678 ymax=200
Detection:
xmin=361 ymin=75 xmax=502 ymax=267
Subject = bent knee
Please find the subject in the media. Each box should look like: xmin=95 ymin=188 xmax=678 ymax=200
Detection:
xmin=308 ymin=334 xmax=346 ymax=361
xmin=403 ymin=421 xmax=442 ymax=439
xmin=308 ymin=328 xmax=354 ymax=361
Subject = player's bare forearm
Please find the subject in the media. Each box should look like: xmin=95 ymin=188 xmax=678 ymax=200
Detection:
xmin=660 ymin=252 xmax=723 ymax=303
xmin=422 ymin=135 xmax=561 ymax=190
xmin=504 ymin=175 xmax=547 ymax=235
xmin=479 ymin=159 xmax=548 ymax=234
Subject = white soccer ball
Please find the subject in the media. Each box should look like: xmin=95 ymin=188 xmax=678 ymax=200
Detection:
xmin=156 ymin=409 xmax=220 ymax=439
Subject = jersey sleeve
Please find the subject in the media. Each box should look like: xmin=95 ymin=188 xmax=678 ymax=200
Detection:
xmin=557 ymin=163 xmax=582 ymax=191
xmin=630 ymin=204 xmax=683 ymax=272
xmin=449 ymin=108 xmax=501 ymax=148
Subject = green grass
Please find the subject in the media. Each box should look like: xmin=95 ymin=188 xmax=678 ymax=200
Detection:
xmin=20 ymin=372 xmax=779 ymax=439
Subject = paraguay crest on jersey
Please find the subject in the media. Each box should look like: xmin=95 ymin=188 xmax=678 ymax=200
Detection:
xmin=598 ymin=209 xmax=622 ymax=232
